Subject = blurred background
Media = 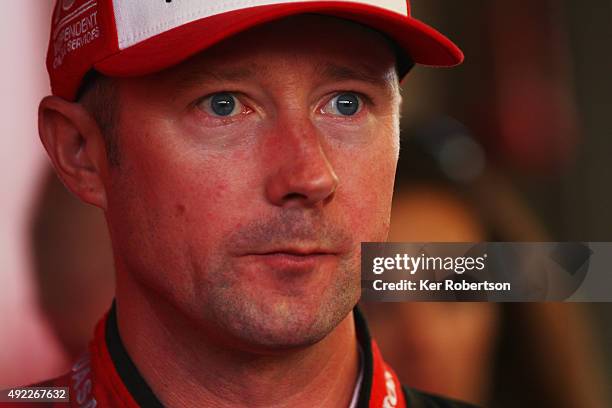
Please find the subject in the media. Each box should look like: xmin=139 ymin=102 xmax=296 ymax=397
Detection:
xmin=0 ymin=1 xmax=611 ymax=406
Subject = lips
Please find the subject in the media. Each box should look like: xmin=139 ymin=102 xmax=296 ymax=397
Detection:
xmin=241 ymin=247 xmax=338 ymax=271
xmin=250 ymin=247 xmax=336 ymax=257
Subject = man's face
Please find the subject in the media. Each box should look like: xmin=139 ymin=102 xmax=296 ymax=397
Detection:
xmin=104 ymin=15 xmax=401 ymax=351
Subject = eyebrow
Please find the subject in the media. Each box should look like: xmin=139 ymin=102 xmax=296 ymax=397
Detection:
xmin=315 ymin=62 xmax=395 ymax=87
xmin=172 ymin=61 xmax=395 ymax=93
xmin=173 ymin=65 xmax=258 ymax=93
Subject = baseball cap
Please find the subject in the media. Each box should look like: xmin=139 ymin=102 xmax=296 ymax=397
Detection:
xmin=48 ymin=0 xmax=464 ymax=101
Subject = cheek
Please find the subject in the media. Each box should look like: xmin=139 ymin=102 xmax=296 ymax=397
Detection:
xmin=334 ymin=123 xmax=399 ymax=242
xmin=106 ymin=125 xmax=253 ymax=273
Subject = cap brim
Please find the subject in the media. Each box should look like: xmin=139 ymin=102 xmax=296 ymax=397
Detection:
xmin=95 ymin=2 xmax=463 ymax=78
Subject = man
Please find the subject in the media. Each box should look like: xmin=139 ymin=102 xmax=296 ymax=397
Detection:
xmin=9 ymin=1 xmax=474 ymax=407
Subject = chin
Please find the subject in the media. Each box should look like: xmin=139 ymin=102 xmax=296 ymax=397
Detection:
xmin=212 ymin=284 xmax=359 ymax=351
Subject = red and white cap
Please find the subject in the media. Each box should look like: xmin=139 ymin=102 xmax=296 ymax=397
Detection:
xmin=47 ymin=0 xmax=463 ymax=101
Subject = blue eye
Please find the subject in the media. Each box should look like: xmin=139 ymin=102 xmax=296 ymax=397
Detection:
xmin=324 ymin=93 xmax=362 ymax=116
xmin=210 ymin=92 xmax=236 ymax=116
xmin=335 ymin=93 xmax=360 ymax=115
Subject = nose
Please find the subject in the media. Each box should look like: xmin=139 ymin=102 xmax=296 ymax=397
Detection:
xmin=264 ymin=119 xmax=339 ymax=208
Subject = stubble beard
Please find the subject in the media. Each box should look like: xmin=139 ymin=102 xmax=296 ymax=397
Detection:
xmin=197 ymin=249 xmax=361 ymax=352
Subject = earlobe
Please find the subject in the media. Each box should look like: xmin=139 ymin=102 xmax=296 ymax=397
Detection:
xmin=38 ymin=96 xmax=109 ymax=210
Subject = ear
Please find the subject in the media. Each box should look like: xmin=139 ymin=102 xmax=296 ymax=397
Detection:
xmin=38 ymin=96 xmax=109 ymax=210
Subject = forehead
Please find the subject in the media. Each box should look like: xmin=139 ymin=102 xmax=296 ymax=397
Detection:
xmin=142 ymin=15 xmax=399 ymax=89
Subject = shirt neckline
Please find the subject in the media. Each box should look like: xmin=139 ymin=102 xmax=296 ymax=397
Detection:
xmin=105 ymin=302 xmax=374 ymax=408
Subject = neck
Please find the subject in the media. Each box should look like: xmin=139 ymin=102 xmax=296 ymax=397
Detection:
xmin=114 ymin=273 xmax=360 ymax=408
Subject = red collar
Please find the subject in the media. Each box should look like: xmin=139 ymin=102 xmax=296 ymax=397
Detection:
xmin=64 ymin=306 xmax=407 ymax=408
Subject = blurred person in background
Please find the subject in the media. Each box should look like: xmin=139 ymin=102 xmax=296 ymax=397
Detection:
xmin=361 ymin=120 xmax=610 ymax=407
xmin=359 ymin=1 xmax=612 ymax=403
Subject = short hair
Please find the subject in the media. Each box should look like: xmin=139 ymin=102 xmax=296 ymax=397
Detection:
xmin=76 ymin=70 xmax=121 ymax=166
